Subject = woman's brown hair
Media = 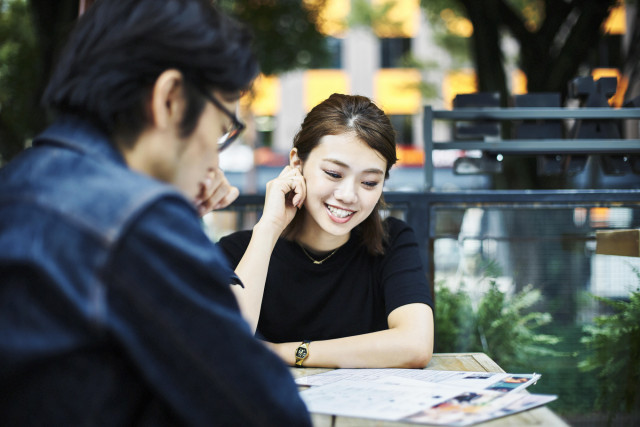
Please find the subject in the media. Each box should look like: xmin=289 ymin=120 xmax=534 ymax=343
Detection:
xmin=283 ymin=93 xmax=397 ymax=255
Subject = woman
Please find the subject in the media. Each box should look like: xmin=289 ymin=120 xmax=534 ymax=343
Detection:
xmin=218 ymin=93 xmax=434 ymax=368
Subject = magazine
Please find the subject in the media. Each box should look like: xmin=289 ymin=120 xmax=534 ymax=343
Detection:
xmin=296 ymin=369 xmax=556 ymax=426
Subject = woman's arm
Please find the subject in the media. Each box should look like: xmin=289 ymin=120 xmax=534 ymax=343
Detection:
xmin=265 ymin=303 xmax=434 ymax=369
xmin=231 ymin=166 xmax=305 ymax=333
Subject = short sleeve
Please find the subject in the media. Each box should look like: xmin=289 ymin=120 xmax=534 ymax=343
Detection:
xmin=380 ymin=217 xmax=434 ymax=316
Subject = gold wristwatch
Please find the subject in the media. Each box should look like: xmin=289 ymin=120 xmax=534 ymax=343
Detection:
xmin=294 ymin=340 xmax=311 ymax=367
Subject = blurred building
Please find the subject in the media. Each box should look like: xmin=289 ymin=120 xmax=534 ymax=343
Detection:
xmin=245 ymin=0 xmax=428 ymax=165
xmin=79 ymin=0 xmax=630 ymax=171
xmin=244 ymin=0 xmax=631 ymax=170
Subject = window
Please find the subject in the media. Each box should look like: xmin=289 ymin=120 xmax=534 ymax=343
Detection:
xmin=380 ymin=37 xmax=411 ymax=68
xmin=309 ymin=37 xmax=342 ymax=69
xmin=255 ymin=116 xmax=275 ymax=148
xmin=389 ymin=114 xmax=413 ymax=145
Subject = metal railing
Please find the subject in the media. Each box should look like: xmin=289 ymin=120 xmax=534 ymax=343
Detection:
xmin=423 ymin=105 xmax=640 ymax=190
xmin=222 ymin=190 xmax=640 ymax=290
xmin=218 ymin=105 xmax=640 ymax=289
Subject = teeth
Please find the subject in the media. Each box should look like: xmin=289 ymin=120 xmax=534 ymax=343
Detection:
xmin=327 ymin=205 xmax=354 ymax=218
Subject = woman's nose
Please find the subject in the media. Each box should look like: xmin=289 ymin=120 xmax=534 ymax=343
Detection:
xmin=334 ymin=180 xmax=357 ymax=204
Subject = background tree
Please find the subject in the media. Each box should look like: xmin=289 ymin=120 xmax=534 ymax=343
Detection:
xmin=622 ymin=1 xmax=640 ymax=107
xmin=419 ymin=1 xmax=630 ymax=338
xmin=219 ymin=0 xmax=330 ymax=76
xmin=0 ymin=0 xmax=77 ymax=164
xmin=421 ymin=0 xmax=618 ymax=102
xmin=419 ymin=1 xmax=627 ymax=190
xmin=0 ymin=0 xmax=329 ymax=164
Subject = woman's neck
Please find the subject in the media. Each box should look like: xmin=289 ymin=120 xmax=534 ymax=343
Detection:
xmin=295 ymin=218 xmax=350 ymax=252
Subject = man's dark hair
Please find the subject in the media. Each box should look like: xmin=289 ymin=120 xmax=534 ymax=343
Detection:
xmin=42 ymin=0 xmax=259 ymax=144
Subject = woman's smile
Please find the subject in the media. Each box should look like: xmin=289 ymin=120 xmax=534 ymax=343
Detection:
xmin=294 ymin=132 xmax=386 ymax=248
xmin=326 ymin=203 xmax=356 ymax=223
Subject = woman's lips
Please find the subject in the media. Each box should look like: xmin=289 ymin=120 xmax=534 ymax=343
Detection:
xmin=325 ymin=204 xmax=355 ymax=224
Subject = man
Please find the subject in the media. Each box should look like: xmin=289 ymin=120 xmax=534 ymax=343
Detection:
xmin=0 ymin=0 xmax=311 ymax=425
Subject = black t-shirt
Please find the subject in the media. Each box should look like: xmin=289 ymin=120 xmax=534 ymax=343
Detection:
xmin=218 ymin=217 xmax=433 ymax=343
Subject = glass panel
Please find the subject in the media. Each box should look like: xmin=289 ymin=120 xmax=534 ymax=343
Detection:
xmin=432 ymin=206 xmax=640 ymax=308
xmin=430 ymin=203 xmax=640 ymax=417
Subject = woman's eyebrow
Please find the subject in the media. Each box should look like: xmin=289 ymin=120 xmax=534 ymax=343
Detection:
xmin=322 ymin=158 xmax=385 ymax=175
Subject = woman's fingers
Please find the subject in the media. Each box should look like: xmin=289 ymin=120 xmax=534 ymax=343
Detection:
xmin=263 ymin=165 xmax=306 ymax=224
xmin=278 ymin=166 xmax=305 ymax=209
xmin=289 ymin=174 xmax=306 ymax=208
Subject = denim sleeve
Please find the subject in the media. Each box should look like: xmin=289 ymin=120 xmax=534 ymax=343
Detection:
xmin=105 ymin=197 xmax=311 ymax=426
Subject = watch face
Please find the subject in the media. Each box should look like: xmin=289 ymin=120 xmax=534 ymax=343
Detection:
xmin=296 ymin=347 xmax=308 ymax=358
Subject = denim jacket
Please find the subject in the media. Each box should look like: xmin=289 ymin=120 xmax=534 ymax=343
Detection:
xmin=0 ymin=116 xmax=311 ymax=426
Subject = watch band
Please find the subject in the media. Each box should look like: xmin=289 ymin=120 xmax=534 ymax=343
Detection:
xmin=294 ymin=340 xmax=311 ymax=367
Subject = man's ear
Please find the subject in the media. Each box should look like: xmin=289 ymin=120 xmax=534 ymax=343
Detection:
xmin=149 ymin=69 xmax=185 ymax=130
xmin=290 ymin=148 xmax=302 ymax=169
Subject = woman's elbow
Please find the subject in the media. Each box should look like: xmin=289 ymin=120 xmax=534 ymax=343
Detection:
xmin=400 ymin=341 xmax=433 ymax=369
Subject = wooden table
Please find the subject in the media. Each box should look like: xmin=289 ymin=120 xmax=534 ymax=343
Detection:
xmin=290 ymin=352 xmax=568 ymax=426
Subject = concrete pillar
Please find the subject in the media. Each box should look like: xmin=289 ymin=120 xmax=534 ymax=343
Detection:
xmin=274 ymin=70 xmax=306 ymax=152
xmin=344 ymin=27 xmax=378 ymax=98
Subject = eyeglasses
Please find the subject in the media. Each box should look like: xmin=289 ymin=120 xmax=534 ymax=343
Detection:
xmin=200 ymin=91 xmax=246 ymax=152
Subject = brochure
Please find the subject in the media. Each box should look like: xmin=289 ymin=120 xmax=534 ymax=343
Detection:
xmin=296 ymin=369 xmax=556 ymax=426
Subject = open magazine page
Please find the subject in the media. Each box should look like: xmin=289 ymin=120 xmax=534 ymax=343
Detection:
xmin=400 ymin=388 xmax=557 ymax=426
xmin=297 ymin=369 xmax=556 ymax=426
xmin=300 ymin=380 xmax=462 ymax=421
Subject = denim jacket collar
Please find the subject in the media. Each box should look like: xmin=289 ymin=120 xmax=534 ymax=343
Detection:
xmin=33 ymin=115 xmax=127 ymax=167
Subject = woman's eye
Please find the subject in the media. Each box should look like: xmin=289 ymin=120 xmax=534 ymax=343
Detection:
xmin=363 ymin=181 xmax=379 ymax=188
xmin=324 ymin=170 xmax=341 ymax=179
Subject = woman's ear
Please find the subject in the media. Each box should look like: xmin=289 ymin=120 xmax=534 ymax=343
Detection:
xmin=290 ymin=148 xmax=302 ymax=169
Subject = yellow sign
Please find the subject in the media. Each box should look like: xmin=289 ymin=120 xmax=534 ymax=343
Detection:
xmin=244 ymin=74 xmax=280 ymax=116
xmin=374 ymin=68 xmax=421 ymax=114
xmin=304 ymin=70 xmax=350 ymax=111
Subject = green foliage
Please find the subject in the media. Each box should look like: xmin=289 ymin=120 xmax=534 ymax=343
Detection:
xmin=419 ymin=0 xmax=470 ymax=67
xmin=419 ymin=0 xmax=466 ymax=21
xmin=397 ymin=55 xmax=440 ymax=100
xmin=420 ymin=0 xmax=617 ymax=95
xmin=0 ymin=0 xmax=40 ymax=164
xmin=579 ymin=270 xmax=640 ymax=424
xmin=0 ymin=0 xmax=332 ymax=163
xmin=346 ymin=0 xmax=401 ymax=33
xmin=434 ymin=280 xmax=475 ymax=352
xmin=220 ymin=0 xmax=331 ymax=75
xmin=435 ymin=261 xmax=562 ymax=372
xmin=476 ymin=282 xmax=561 ymax=370
xmin=530 ymin=325 xmax=599 ymax=415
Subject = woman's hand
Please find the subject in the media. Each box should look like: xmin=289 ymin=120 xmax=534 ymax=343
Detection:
xmin=260 ymin=165 xmax=306 ymax=233
xmin=194 ymin=167 xmax=240 ymax=216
